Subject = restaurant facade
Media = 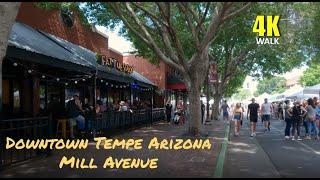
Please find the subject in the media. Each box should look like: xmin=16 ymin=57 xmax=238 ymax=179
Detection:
xmin=0 ymin=2 xmax=165 ymax=168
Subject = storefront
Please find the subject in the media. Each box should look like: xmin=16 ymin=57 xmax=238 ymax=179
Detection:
xmin=2 ymin=21 xmax=157 ymax=120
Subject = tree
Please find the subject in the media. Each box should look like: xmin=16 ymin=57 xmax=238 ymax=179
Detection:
xmin=208 ymin=2 xmax=307 ymax=120
xmin=255 ymin=76 xmax=287 ymax=95
xmin=300 ymin=59 xmax=320 ymax=86
xmin=232 ymin=88 xmax=252 ymax=101
xmin=0 ymin=2 xmax=21 ymax=111
xmin=78 ymin=2 xmax=253 ymax=136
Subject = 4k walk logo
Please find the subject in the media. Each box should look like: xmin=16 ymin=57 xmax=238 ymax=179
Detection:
xmin=252 ymin=15 xmax=280 ymax=45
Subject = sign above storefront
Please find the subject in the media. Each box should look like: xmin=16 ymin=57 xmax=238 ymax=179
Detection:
xmin=98 ymin=55 xmax=134 ymax=74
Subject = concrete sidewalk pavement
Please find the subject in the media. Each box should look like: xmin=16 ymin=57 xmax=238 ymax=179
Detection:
xmin=0 ymin=119 xmax=229 ymax=178
xmin=223 ymin=120 xmax=281 ymax=178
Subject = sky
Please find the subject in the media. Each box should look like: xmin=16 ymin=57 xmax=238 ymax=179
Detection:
xmin=96 ymin=25 xmax=135 ymax=55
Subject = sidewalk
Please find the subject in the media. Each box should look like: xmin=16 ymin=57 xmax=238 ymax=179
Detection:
xmin=0 ymin=119 xmax=228 ymax=178
xmin=223 ymin=120 xmax=281 ymax=178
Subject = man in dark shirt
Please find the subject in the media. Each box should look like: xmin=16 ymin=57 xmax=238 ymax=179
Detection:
xmin=165 ymin=101 xmax=173 ymax=123
xmin=247 ymin=98 xmax=260 ymax=137
xmin=66 ymin=95 xmax=85 ymax=138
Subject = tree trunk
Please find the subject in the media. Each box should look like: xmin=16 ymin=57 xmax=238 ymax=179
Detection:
xmin=212 ymin=92 xmax=222 ymax=121
xmin=206 ymin=77 xmax=210 ymax=122
xmin=0 ymin=2 xmax=21 ymax=112
xmin=187 ymin=81 xmax=201 ymax=136
xmin=185 ymin=51 xmax=209 ymax=136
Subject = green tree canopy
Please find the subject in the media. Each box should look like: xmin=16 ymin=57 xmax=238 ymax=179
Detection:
xmin=300 ymin=60 xmax=320 ymax=87
xmin=255 ymin=76 xmax=287 ymax=95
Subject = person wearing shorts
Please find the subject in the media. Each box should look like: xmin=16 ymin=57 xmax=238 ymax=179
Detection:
xmin=261 ymin=98 xmax=273 ymax=132
xmin=221 ymin=100 xmax=230 ymax=121
xmin=248 ymin=98 xmax=260 ymax=137
xmin=233 ymin=103 xmax=243 ymax=136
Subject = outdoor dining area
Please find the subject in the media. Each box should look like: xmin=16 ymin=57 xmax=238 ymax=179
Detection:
xmin=0 ymin=22 xmax=165 ymax=169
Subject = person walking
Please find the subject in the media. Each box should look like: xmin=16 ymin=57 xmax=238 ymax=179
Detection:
xmin=165 ymin=100 xmax=173 ymax=124
xmin=240 ymin=103 xmax=245 ymax=127
xmin=261 ymin=98 xmax=273 ymax=132
xmin=284 ymin=100 xmax=292 ymax=140
xmin=289 ymin=100 xmax=307 ymax=140
xmin=247 ymin=98 xmax=260 ymax=137
xmin=220 ymin=100 xmax=230 ymax=121
xmin=305 ymin=98 xmax=319 ymax=140
xmin=232 ymin=103 xmax=243 ymax=136
xmin=201 ymin=100 xmax=205 ymax=124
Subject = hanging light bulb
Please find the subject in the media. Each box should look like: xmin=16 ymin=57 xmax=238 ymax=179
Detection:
xmin=13 ymin=62 xmax=18 ymax=67
xmin=116 ymin=85 xmax=118 ymax=88
xmin=56 ymin=78 xmax=60 ymax=82
xmin=42 ymin=75 xmax=46 ymax=79
xmin=82 ymin=79 xmax=86 ymax=82
xmin=101 ymin=79 xmax=104 ymax=83
xmin=111 ymin=84 xmax=113 ymax=87
xmin=65 ymin=82 xmax=68 ymax=86
xmin=106 ymin=82 xmax=108 ymax=85
xmin=75 ymin=81 xmax=78 ymax=84
xmin=27 ymin=69 xmax=32 ymax=74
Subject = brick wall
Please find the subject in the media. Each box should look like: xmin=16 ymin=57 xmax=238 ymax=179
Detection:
xmin=108 ymin=48 xmax=123 ymax=63
xmin=15 ymin=2 xmax=109 ymax=56
xmin=123 ymin=55 xmax=166 ymax=90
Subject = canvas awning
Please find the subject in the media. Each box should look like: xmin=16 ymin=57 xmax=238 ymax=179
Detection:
xmin=6 ymin=22 xmax=155 ymax=88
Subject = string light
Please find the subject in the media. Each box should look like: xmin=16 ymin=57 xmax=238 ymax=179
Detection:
xmin=42 ymin=75 xmax=46 ymax=79
xmin=65 ymin=82 xmax=68 ymax=86
xmin=13 ymin=62 xmax=18 ymax=67
xmin=28 ymin=69 xmax=32 ymax=74
xmin=56 ymin=78 xmax=60 ymax=82
xmin=101 ymin=79 xmax=104 ymax=83
xmin=75 ymin=81 xmax=78 ymax=84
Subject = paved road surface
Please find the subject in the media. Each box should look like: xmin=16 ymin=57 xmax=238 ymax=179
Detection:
xmin=224 ymin=118 xmax=320 ymax=178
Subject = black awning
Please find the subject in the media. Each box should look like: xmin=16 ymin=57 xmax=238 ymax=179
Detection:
xmin=7 ymin=22 xmax=156 ymax=87
xmin=130 ymin=71 xmax=156 ymax=88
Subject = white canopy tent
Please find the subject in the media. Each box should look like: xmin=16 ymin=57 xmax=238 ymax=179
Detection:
xmin=286 ymin=91 xmax=316 ymax=100
xmin=303 ymin=84 xmax=320 ymax=96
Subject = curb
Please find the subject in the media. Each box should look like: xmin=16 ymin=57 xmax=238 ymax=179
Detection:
xmin=213 ymin=121 xmax=231 ymax=178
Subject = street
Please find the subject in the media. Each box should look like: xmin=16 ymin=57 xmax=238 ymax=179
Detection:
xmin=224 ymin=118 xmax=320 ymax=178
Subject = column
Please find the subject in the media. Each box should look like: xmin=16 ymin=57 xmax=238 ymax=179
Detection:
xmin=32 ymin=76 xmax=40 ymax=117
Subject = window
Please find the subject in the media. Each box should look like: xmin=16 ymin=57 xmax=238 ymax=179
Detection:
xmin=60 ymin=9 xmax=74 ymax=28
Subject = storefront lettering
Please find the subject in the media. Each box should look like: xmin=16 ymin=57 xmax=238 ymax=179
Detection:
xmin=99 ymin=55 xmax=133 ymax=74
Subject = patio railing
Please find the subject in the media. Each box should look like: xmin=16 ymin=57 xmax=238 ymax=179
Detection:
xmin=0 ymin=116 xmax=51 ymax=169
xmin=88 ymin=108 xmax=165 ymax=134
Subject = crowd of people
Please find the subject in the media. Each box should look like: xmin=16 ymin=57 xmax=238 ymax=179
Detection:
xmin=222 ymin=97 xmax=320 ymax=140
xmin=64 ymin=95 xmax=153 ymax=138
